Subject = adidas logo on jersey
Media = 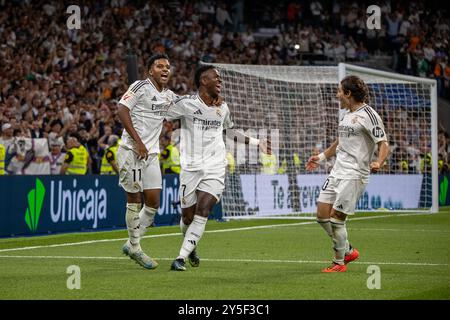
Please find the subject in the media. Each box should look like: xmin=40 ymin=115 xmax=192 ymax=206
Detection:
xmin=336 ymin=204 xmax=344 ymax=210
xmin=152 ymin=96 xmax=157 ymax=101
xmin=193 ymin=109 xmax=203 ymax=115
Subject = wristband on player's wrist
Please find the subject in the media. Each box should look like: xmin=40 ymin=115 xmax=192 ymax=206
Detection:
xmin=249 ymin=137 xmax=260 ymax=146
xmin=318 ymin=153 xmax=326 ymax=162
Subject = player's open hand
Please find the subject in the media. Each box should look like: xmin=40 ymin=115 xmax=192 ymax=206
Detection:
xmin=306 ymin=155 xmax=320 ymax=171
xmin=136 ymin=141 xmax=149 ymax=161
xmin=259 ymin=138 xmax=271 ymax=155
xmin=369 ymin=161 xmax=380 ymax=173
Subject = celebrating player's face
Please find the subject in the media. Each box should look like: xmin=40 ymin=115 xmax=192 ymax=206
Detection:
xmin=336 ymin=84 xmax=350 ymax=109
xmin=149 ymin=58 xmax=171 ymax=90
xmin=203 ymin=69 xmax=222 ymax=99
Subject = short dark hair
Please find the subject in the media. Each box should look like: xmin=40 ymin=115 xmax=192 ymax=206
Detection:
xmin=340 ymin=75 xmax=369 ymax=103
xmin=147 ymin=53 xmax=169 ymax=70
xmin=194 ymin=65 xmax=216 ymax=89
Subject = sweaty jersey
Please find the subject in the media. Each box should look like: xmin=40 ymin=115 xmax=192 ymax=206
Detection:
xmin=165 ymin=94 xmax=234 ymax=171
xmin=118 ymin=79 xmax=176 ymax=154
xmin=331 ymin=104 xmax=387 ymax=180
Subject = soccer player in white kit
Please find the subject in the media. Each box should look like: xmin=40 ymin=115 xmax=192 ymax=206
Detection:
xmin=306 ymin=75 xmax=389 ymax=272
xmin=166 ymin=65 xmax=270 ymax=271
xmin=117 ymin=53 xmax=176 ymax=269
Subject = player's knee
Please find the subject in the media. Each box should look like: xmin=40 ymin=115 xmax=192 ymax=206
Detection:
xmin=182 ymin=215 xmax=193 ymax=225
xmin=144 ymin=199 xmax=160 ymax=209
xmin=331 ymin=210 xmax=346 ymax=221
xmin=126 ymin=192 xmax=141 ymax=203
xmin=195 ymin=205 xmax=211 ymax=218
xmin=316 ymin=202 xmax=332 ymax=219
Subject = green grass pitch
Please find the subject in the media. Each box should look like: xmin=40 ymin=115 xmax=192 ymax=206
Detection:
xmin=1 ymin=208 xmax=450 ymax=300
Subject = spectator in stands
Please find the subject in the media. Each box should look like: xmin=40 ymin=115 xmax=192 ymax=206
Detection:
xmin=100 ymin=135 xmax=120 ymax=175
xmin=49 ymin=138 xmax=66 ymax=175
xmin=60 ymin=136 xmax=90 ymax=175
xmin=29 ymin=120 xmax=45 ymax=139
xmin=216 ymin=3 xmax=232 ymax=32
xmin=0 ymin=0 xmax=448 ymax=175
xmin=159 ymin=133 xmax=181 ymax=174
xmin=0 ymin=123 xmax=14 ymax=151
xmin=309 ymin=1 xmax=323 ymax=27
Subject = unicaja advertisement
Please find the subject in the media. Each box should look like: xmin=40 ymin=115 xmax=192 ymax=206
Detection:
xmin=12 ymin=176 xmax=121 ymax=236
xmin=0 ymin=174 xmax=221 ymax=237
xmin=49 ymin=178 xmax=107 ymax=229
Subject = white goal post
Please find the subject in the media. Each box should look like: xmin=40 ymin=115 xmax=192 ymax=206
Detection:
xmin=205 ymin=62 xmax=438 ymax=219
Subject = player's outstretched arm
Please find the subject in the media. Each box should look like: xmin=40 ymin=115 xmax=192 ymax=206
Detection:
xmin=306 ymin=138 xmax=339 ymax=171
xmin=370 ymin=141 xmax=389 ymax=173
xmin=117 ymin=104 xmax=148 ymax=160
xmin=225 ymin=129 xmax=271 ymax=154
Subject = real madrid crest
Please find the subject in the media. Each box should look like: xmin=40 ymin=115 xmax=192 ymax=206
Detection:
xmin=351 ymin=115 xmax=363 ymax=124
xmin=216 ymin=108 xmax=222 ymax=117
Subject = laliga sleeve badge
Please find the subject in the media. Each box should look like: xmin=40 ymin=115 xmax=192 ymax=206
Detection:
xmin=182 ymin=197 xmax=186 ymax=205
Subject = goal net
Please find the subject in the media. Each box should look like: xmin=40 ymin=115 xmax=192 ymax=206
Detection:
xmin=209 ymin=63 xmax=438 ymax=219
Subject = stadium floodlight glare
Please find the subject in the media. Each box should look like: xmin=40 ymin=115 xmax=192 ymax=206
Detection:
xmin=206 ymin=62 xmax=438 ymax=220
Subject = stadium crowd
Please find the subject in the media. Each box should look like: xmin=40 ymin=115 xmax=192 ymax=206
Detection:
xmin=0 ymin=0 xmax=449 ymax=175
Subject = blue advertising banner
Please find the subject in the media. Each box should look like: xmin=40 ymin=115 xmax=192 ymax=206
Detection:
xmin=0 ymin=175 xmax=222 ymax=237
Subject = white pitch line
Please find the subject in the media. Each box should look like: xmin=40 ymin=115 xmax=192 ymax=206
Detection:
xmin=0 ymin=255 xmax=449 ymax=267
xmin=348 ymin=228 xmax=450 ymax=233
xmin=297 ymin=226 xmax=450 ymax=233
xmin=0 ymin=212 xmax=432 ymax=253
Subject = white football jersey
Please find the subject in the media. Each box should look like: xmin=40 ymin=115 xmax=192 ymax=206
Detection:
xmin=165 ymin=94 xmax=234 ymax=171
xmin=331 ymin=104 xmax=387 ymax=180
xmin=118 ymin=79 xmax=176 ymax=154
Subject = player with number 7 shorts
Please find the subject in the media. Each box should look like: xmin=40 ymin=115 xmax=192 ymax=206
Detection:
xmin=166 ymin=65 xmax=271 ymax=271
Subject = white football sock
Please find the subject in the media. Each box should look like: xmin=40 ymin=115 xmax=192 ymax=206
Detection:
xmin=317 ymin=218 xmax=333 ymax=237
xmin=318 ymin=218 xmax=352 ymax=255
xmin=180 ymin=217 xmax=189 ymax=236
xmin=345 ymin=240 xmax=353 ymax=255
xmin=125 ymin=203 xmax=142 ymax=252
xmin=331 ymin=217 xmax=347 ymax=265
xmin=138 ymin=205 xmax=157 ymax=237
xmin=177 ymin=215 xmax=208 ymax=261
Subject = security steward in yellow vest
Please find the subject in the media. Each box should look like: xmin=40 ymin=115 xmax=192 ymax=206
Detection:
xmin=100 ymin=135 xmax=120 ymax=175
xmin=277 ymin=153 xmax=302 ymax=174
xmin=60 ymin=136 xmax=89 ymax=175
xmin=0 ymin=143 xmax=5 ymax=175
xmin=420 ymin=152 xmax=432 ymax=173
xmin=226 ymin=151 xmax=235 ymax=174
xmin=259 ymin=151 xmax=278 ymax=174
xmin=260 ymin=151 xmax=302 ymax=175
xmin=160 ymin=135 xmax=180 ymax=174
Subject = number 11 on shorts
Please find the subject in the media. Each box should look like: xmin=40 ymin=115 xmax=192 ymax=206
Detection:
xmin=132 ymin=168 xmax=142 ymax=182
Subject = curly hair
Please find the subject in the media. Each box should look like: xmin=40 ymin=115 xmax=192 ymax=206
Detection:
xmin=194 ymin=65 xmax=216 ymax=89
xmin=147 ymin=53 xmax=169 ymax=70
xmin=340 ymin=75 xmax=369 ymax=103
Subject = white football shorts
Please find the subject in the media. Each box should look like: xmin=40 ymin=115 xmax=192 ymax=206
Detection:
xmin=317 ymin=175 xmax=368 ymax=215
xmin=117 ymin=146 xmax=162 ymax=193
xmin=179 ymin=168 xmax=226 ymax=208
